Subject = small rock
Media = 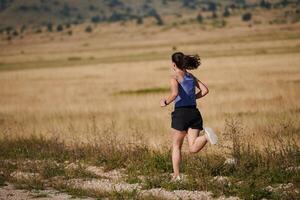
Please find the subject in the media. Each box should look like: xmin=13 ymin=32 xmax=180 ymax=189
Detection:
xmin=211 ymin=176 xmax=230 ymax=185
xmin=224 ymin=158 xmax=237 ymax=166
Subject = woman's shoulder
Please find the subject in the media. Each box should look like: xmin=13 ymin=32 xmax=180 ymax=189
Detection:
xmin=186 ymin=72 xmax=195 ymax=78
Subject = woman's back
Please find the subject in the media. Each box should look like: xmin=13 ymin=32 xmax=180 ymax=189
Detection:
xmin=174 ymin=72 xmax=196 ymax=108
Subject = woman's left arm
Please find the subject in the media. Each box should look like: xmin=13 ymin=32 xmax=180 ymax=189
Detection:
xmin=192 ymin=75 xmax=209 ymax=99
xmin=160 ymin=77 xmax=178 ymax=107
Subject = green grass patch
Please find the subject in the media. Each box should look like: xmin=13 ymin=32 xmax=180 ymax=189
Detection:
xmin=117 ymin=87 xmax=169 ymax=95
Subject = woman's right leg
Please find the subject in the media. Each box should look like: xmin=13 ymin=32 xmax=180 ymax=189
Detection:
xmin=171 ymin=128 xmax=186 ymax=177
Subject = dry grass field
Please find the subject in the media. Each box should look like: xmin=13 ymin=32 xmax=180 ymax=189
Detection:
xmin=0 ymin=21 xmax=299 ymax=151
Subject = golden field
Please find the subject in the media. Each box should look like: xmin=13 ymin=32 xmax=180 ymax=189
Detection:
xmin=0 ymin=21 xmax=299 ymax=152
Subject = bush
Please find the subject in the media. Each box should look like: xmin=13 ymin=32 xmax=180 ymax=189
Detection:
xmin=20 ymin=25 xmax=26 ymax=33
xmin=85 ymin=26 xmax=92 ymax=33
xmin=56 ymin=24 xmax=63 ymax=32
xmin=196 ymin=13 xmax=203 ymax=23
xmin=5 ymin=26 xmax=13 ymax=34
xmin=109 ymin=12 xmax=125 ymax=22
xmin=47 ymin=23 xmax=52 ymax=32
xmin=12 ymin=30 xmax=18 ymax=36
xmin=148 ymin=8 xmax=164 ymax=25
xmin=35 ymin=29 xmax=42 ymax=34
xmin=208 ymin=2 xmax=217 ymax=12
xmin=136 ymin=16 xmax=143 ymax=25
xmin=223 ymin=7 xmax=230 ymax=17
xmin=91 ymin=15 xmax=101 ymax=23
xmin=242 ymin=12 xmax=252 ymax=21
xmin=260 ymin=0 xmax=272 ymax=9
xmin=212 ymin=11 xmax=218 ymax=19
xmin=65 ymin=23 xmax=71 ymax=29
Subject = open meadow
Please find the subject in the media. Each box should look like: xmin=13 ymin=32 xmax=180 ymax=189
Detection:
xmin=0 ymin=19 xmax=299 ymax=199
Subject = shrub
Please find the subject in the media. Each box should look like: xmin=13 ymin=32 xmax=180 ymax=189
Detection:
xmin=35 ymin=29 xmax=42 ymax=34
xmin=5 ymin=26 xmax=13 ymax=34
xmin=212 ymin=11 xmax=218 ymax=19
xmin=12 ymin=30 xmax=19 ymax=36
xmin=196 ymin=13 xmax=203 ymax=23
xmin=260 ymin=0 xmax=272 ymax=9
xmin=85 ymin=26 xmax=92 ymax=33
xmin=242 ymin=12 xmax=252 ymax=21
xmin=20 ymin=25 xmax=26 ymax=33
xmin=91 ymin=15 xmax=101 ymax=23
xmin=136 ymin=16 xmax=143 ymax=25
xmin=65 ymin=23 xmax=71 ymax=29
xmin=208 ymin=2 xmax=217 ymax=12
xmin=47 ymin=23 xmax=52 ymax=32
xmin=223 ymin=7 xmax=230 ymax=17
xmin=56 ymin=24 xmax=63 ymax=32
xmin=148 ymin=8 xmax=164 ymax=25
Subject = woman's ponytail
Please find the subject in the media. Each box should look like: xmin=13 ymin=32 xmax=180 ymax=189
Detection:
xmin=172 ymin=52 xmax=201 ymax=70
xmin=183 ymin=54 xmax=201 ymax=70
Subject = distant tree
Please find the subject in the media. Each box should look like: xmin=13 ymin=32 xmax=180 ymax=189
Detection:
xmin=242 ymin=12 xmax=252 ymax=21
xmin=91 ymin=15 xmax=101 ymax=23
xmin=155 ymin=14 xmax=164 ymax=25
xmin=12 ymin=30 xmax=19 ymax=36
xmin=20 ymin=25 xmax=26 ymax=33
xmin=0 ymin=0 xmax=13 ymax=11
xmin=56 ymin=24 xmax=63 ymax=32
xmin=35 ymin=28 xmax=42 ymax=34
xmin=5 ymin=26 xmax=13 ymax=34
xmin=182 ymin=0 xmax=197 ymax=9
xmin=136 ymin=16 xmax=143 ymax=25
xmin=53 ymin=1 xmax=59 ymax=6
xmin=260 ymin=0 xmax=272 ymax=9
xmin=223 ymin=7 xmax=230 ymax=17
xmin=85 ymin=26 xmax=92 ymax=33
xmin=280 ymin=0 xmax=289 ymax=7
xmin=148 ymin=8 xmax=164 ymax=25
xmin=47 ymin=23 xmax=53 ymax=32
xmin=107 ymin=0 xmax=123 ymax=8
xmin=42 ymin=5 xmax=51 ymax=12
xmin=60 ymin=3 xmax=71 ymax=17
xmin=212 ymin=11 xmax=218 ymax=18
xmin=109 ymin=12 xmax=125 ymax=22
xmin=196 ymin=13 xmax=203 ymax=23
xmin=89 ymin=4 xmax=97 ymax=11
xmin=65 ymin=23 xmax=71 ymax=29
xmin=76 ymin=14 xmax=83 ymax=21
xmin=125 ymin=6 xmax=132 ymax=14
xmin=67 ymin=30 xmax=72 ymax=36
xmin=208 ymin=2 xmax=217 ymax=12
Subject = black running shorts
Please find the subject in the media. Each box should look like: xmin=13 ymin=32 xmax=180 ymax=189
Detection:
xmin=171 ymin=106 xmax=203 ymax=132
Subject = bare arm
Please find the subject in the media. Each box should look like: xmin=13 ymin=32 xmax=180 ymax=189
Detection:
xmin=160 ymin=77 xmax=178 ymax=107
xmin=192 ymin=74 xmax=209 ymax=99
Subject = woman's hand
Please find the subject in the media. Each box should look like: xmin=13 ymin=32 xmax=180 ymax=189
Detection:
xmin=160 ymin=98 xmax=167 ymax=107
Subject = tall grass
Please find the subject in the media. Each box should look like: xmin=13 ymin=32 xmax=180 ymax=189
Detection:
xmin=0 ymin=118 xmax=298 ymax=199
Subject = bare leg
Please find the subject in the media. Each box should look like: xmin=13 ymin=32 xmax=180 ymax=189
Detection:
xmin=171 ymin=128 xmax=186 ymax=177
xmin=187 ymin=128 xmax=208 ymax=153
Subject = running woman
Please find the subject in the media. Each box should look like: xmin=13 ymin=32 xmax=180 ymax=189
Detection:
xmin=160 ymin=52 xmax=218 ymax=181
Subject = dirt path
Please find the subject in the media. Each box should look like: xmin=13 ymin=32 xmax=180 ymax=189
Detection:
xmin=1 ymin=160 xmax=240 ymax=200
xmin=0 ymin=183 xmax=93 ymax=200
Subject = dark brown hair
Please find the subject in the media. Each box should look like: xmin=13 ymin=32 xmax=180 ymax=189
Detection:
xmin=171 ymin=52 xmax=201 ymax=70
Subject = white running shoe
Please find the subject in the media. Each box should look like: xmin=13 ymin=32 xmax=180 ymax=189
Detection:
xmin=204 ymin=127 xmax=218 ymax=145
xmin=171 ymin=175 xmax=182 ymax=182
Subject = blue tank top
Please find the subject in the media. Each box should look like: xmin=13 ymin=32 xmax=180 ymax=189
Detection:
xmin=174 ymin=72 xmax=196 ymax=108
